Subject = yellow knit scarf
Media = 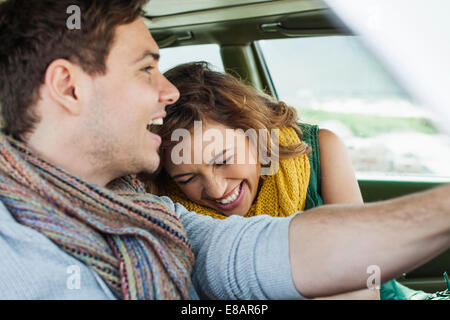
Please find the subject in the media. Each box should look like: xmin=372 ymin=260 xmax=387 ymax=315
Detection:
xmin=166 ymin=127 xmax=310 ymax=219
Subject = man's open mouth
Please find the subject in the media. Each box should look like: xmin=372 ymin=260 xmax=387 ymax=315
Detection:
xmin=147 ymin=116 xmax=164 ymax=131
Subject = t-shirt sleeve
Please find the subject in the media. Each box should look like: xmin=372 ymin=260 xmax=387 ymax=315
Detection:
xmin=159 ymin=196 xmax=305 ymax=300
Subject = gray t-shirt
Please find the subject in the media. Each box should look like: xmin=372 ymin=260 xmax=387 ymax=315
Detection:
xmin=0 ymin=196 xmax=304 ymax=300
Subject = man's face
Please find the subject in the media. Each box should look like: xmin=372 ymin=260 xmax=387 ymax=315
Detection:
xmin=81 ymin=18 xmax=179 ymax=179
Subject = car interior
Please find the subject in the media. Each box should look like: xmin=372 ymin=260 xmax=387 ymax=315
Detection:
xmin=142 ymin=0 xmax=449 ymax=293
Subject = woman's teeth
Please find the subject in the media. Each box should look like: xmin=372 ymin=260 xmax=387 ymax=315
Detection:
xmin=216 ymin=185 xmax=241 ymax=204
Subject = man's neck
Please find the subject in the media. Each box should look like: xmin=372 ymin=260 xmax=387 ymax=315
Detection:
xmin=27 ymin=128 xmax=118 ymax=187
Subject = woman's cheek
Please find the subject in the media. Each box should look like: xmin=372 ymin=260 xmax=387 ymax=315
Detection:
xmin=181 ymin=184 xmax=200 ymax=202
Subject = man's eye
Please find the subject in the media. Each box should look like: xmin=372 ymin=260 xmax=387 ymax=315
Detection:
xmin=142 ymin=66 xmax=154 ymax=74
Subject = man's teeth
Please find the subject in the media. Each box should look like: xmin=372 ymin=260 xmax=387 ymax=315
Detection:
xmin=216 ymin=185 xmax=241 ymax=204
xmin=149 ymin=118 xmax=163 ymax=125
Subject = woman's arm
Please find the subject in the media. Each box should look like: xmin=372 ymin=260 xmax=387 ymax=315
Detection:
xmin=315 ymin=129 xmax=378 ymax=299
xmin=318 ymin=129 xmax=363 ymax=205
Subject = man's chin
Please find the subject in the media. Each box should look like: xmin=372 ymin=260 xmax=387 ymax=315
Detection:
xmin=142 ymin=154 xmax=161 ymax=175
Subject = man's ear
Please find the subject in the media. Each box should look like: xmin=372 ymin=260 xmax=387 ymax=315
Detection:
xmin=44 ymin=59 xmax=83 ymax=116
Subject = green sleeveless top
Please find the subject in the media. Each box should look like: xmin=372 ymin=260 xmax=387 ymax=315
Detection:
xmin=297 ymin=123 xmax=323 ymax=210
xmin=297 ymin=122 xmax=446 ymax=300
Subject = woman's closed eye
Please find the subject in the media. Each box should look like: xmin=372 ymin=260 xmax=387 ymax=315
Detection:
xmin=176 ymin=155 xmax=233 ymax=184
xmin=177 ymin=175 xmax=196 ymax=185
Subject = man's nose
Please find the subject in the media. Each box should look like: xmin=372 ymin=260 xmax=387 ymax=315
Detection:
xmin=159 ymin=74 xmax=180 ymax=105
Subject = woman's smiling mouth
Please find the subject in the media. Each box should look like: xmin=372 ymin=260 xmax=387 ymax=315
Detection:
xmin=213 ymin=181 xmax=245 ymax=211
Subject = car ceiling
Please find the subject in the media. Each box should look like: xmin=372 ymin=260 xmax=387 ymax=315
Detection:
xmin=142 ymin=0 xmax=347 ymax=48
xmin=143 ymin=0 xmax=275 ymax=17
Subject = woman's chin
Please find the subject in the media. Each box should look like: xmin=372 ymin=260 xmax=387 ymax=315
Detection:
xmin=223 ymin=207 xmax=248 ymax=217
xmin=219 ymin=199 xmax=252 ymax=217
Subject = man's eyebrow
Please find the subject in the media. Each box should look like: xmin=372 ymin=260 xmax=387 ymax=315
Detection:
xmin=208 ymin=149 xmax=230 ymax=165
xmin=133 ymin=50 xmax=160 ymax=64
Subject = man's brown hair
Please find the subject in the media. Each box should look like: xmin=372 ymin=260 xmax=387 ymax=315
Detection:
xmin=0 ymin=0 xmax=148 ymax=140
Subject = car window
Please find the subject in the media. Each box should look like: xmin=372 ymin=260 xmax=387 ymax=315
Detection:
xmin=159 ymin=44 xmax=224 ymax=73
xmin=259 ymin=36 xmax=450 ymax=179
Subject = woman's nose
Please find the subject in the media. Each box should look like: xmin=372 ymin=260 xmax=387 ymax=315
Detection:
xmin=203 ymin=176 xmax=227 ymax=199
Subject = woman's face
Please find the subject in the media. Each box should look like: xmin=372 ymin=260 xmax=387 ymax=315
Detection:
xmin=164 ymin=120 xmax=261 ymax=217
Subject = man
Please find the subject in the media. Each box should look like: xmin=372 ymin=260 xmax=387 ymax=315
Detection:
xmin=0 ymin=0 xmax=448 ymax=299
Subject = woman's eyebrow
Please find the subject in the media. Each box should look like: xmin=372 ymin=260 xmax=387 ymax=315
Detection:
xmin=171 ymin=172 xmax=193 ymax=180
xmin=208 ymin=149 xmax=230 ymax=165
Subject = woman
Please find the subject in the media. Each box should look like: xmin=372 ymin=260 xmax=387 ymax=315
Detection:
xmin=146 ymin=61 xmax=444 ymax=300
xmin=148 ymin=62 xmax=362 ymax=213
